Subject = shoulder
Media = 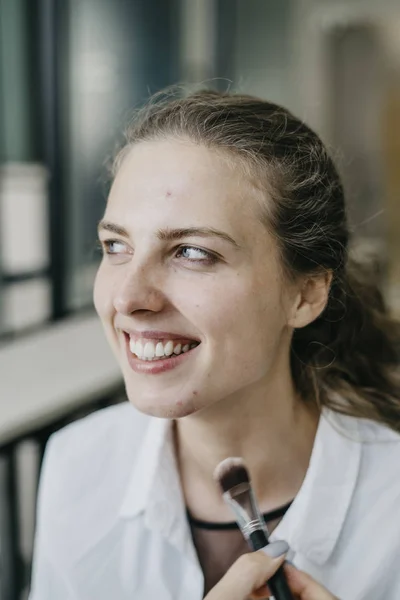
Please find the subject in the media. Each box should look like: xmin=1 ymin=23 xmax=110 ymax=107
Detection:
xmin=314 ymin=412 xmax=400 ymax=578
xmin=36 ymin=403 xmax=151 ymax=553
xmin=41 ymin=401 xmax=150 ymax=495
xmin=336 ymin=418 xmax=400 ymax=584
xmin=43 ymin=401 xmax=150 ymax=480
xmin=324 ymin=408 xmax=400 ymax=453
xmin=48 ymin=400 xmax=150 ymax=464
xmin=323 ymin=410 xmax=400 ymax=503
xmin=331 ymin=413 xmax=400 ymax=521
xmin=356 ymin=417 xmax=400 ymax=489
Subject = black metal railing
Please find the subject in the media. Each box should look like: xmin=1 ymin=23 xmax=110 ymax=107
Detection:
xmin=0 ymin=386 xmax=125 ymax=600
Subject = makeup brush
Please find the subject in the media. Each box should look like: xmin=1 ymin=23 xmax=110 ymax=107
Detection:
xmin=214 ymin=457 xmax=294 ymax=600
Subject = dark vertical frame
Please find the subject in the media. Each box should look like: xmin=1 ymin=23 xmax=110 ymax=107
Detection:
xmin=26 ymin=0 xmax=44 ymax=162
xmin=38 ymin=0 xmax=69 ymax=321
xmin=0 ymin=5 xmax=5 ymax=164
xmin=135 ymin=0 xmax=182 ymax=93
xmin=0 ymin=0 xmax=52 ymax=339
xmin=0 ymin=446 xmax=21 ymax=600
xmin=215 ymin=0 xmax=238 ymax=89
xmin=0 ymin=5 xmax=5 ymax=336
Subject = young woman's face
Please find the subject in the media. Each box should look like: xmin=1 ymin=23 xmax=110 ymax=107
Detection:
xmin=94 ymin=138 xmax=298 ymax=418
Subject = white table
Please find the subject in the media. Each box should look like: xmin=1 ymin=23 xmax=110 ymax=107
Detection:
xmin=0 ymin=313 xmax=122 ymax=445
xmin=0 ymin=313 xmax=123 ymax=600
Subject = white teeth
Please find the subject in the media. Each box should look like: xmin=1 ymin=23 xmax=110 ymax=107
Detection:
xmin=155 ymin=342 xmax=164 ymax=357
xmin=144 ymin=342 xmax=155 ymax=359
xmin=164 ymin=341 xmax=174 ymax=356
xmin=129 ymin=337 xmax=198 ymax=360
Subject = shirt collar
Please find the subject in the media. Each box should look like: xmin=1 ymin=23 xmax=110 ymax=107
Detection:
xmin=119 ymin=416 xmax=198 ymax=562
xmin=119 ymin=416 xmax=169 ymax=519
xmin=270 ymin=409 xmax=362 ymax=565
xmin=120 ymin=408 xmax=362 ymax=566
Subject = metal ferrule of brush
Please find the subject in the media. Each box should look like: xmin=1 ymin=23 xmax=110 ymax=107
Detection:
xmin=222 ymin=481 xmax=269 ymax=542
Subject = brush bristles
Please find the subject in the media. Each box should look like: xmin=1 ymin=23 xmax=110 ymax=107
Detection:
xmin=214 ymin=457 xmax=250 ymax=494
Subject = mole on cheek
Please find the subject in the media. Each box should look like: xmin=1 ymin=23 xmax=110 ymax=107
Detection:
xmin=165 ymin=190 xmax=172 ymax=197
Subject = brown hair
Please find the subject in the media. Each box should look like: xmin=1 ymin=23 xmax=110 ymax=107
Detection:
xmin=113 ymin=88 xmax=400 ymax=431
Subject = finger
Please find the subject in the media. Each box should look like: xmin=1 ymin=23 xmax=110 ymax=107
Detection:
xmin=248 ymin=541 xmax=291 ymax=599
xmin=210 ymin=553 xmax=285 ymax=600
xmin=249 ymin=583 xmax=271 ymax=599
xmin=205 ymin=541 xmax=288 ymax=600
xmin=284 ymin=564 xmax=339 ymax=600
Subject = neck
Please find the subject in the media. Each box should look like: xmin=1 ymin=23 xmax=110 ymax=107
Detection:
xmin=175 ymin=370 xmax=319 ymax=522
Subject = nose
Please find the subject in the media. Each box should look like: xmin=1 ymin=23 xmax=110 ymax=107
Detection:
xmin=113 ymin=262 xmax=166 ymax=316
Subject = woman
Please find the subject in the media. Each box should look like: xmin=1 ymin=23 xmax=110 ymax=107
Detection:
xmin=29 ymin=89 xmax=400 ymax=600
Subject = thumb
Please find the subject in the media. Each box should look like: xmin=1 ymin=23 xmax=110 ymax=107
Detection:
xmin=284 ymin=564 xmax=339 ymax=600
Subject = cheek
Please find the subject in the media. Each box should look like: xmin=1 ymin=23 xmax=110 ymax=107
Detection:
xmin=93 ymin=264 xmax=114 ymax=319
xmin=199 ymin=275 xmax=287 ymax=351
xmin=174 ymin=278 xmax=232 ymax=331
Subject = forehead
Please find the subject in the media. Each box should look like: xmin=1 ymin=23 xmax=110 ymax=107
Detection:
xmin=107 ymin=138 xmax=267 ymax=235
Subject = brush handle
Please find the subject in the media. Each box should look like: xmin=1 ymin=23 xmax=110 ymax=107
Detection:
xmin=268 ymin=566 xmax=294 ymax=600
xmin=248 ymin=531 xmax=294 ymax=600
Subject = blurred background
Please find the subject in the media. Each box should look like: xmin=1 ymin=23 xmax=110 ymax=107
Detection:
xmin=0 ymin=0 xmax=399 ymax=598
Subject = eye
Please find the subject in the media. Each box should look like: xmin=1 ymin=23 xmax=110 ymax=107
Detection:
xmin=175 ymin=245 xmax=218 ymax=265
xmin=101 ymin=239 xmax=129 ymax=255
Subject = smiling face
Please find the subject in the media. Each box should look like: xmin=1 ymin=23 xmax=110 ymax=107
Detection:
xmin=94 ymin=137 xmax=300 ymax=419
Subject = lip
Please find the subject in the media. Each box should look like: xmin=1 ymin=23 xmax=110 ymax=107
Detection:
xmin=123 ymin=333 xmax=200 ymax=375
xmin=120 ymin=329 xmax=200 ymax=343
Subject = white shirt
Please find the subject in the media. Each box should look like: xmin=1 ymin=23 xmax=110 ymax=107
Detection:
xmin=29 ymin=401 xmax=400 ymax=600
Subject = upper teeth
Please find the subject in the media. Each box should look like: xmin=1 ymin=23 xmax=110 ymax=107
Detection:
xmin=129 ymin=339 xmax=197 ymax=360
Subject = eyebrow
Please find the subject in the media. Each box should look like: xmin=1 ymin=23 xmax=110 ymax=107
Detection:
xmin=157 ymin=226 xmax=240 ymax=248
xmin=98 ymin=220 xmax=129 ymax=237
xmin=98 ymin=220 xmax=240 ymax=248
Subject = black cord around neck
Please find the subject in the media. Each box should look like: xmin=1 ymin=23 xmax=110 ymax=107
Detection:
xmin=187 ymin=499 xmax=293 ymax=531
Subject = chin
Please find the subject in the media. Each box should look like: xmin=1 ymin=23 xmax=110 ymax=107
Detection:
xmin=126 ymin=388 xmax=200 ymax=419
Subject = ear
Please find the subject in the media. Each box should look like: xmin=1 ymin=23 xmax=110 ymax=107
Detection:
xmin=287 ymin=271 xmax=332 ymax=329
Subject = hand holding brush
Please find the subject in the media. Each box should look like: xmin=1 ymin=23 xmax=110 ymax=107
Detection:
xmin=204 ymin=544 xmax=339 ymax=600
